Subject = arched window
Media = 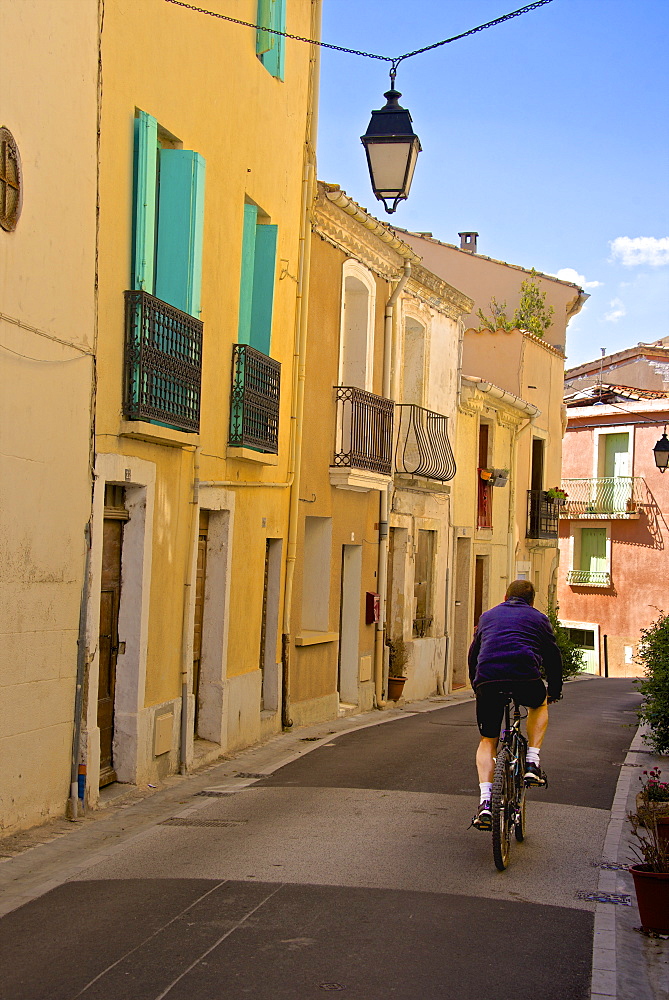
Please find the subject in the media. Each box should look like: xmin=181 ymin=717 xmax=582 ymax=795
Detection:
xmin=402 ymin=314 xmax=426 ymax=406
xmin=339 ymin=261 xmax=375 ymax=391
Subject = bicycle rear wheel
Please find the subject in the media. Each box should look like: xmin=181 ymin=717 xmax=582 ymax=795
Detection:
xmin=492 ymin=747 xmax=512 ymax=871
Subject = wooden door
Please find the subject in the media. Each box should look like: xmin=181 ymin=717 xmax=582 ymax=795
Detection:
xmin=98 ymin=513 xmax=124 ymax=786
xmin=192 ymin=509 xmax=209 ymax=730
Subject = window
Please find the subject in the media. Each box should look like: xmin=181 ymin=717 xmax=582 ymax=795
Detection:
xmin=339 ymin=261 xmax=375 ymax=391
xmin=413 ymin=529 xmax=435 ymax=637
xmin=567 ymin=524 xmax=611 ymax=587
xmin=565 ymin=628 xmax=595 ymax=649
xmin=402 ymin=316 xmax=426 ymax=406
xmin=132 ymin=110 xmax=206 ymax=317
xmin=256 ymin=0 xmax=285 ymax=80
xmin=238 ymin=202 xmax=278 ymax=355
xmin=0 ymin=127 xmax=22 ymax=232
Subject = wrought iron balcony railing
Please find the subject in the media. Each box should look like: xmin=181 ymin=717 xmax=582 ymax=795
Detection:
xmin=566 ymin=569 xmax=612 ymax=588
xmin=413 ymin=615 xmax=433 ymax=638
xmin=332 ymin=386 xmax=394 ymax=475
xmin=527 ymin=489 xmax=559 ymax=539
xmin=560 ymin=477 xmax=645 ymax=518
xmin=395 ymin=404 xmax=456 ymax=482
xmin=124 ymin=289 xmax=203 ymax=432
xmin=229 ymin=343 xmax=281 ymax=453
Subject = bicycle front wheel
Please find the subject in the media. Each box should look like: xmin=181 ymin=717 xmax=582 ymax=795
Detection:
xmin=492 ymin=747 xmax=512 ymax=871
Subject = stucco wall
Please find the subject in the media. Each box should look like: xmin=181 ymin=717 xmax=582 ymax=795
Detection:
xmin=0 ymin=0 xmax=98 ymax=833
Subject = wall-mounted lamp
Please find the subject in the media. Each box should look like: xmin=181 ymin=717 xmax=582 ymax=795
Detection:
xmin=361 ymin=83 xmax=421 ymax=214
xmin=653 ymin=426 xmax=669 ymax=472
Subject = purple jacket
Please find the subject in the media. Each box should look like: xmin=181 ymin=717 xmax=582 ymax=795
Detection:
xmin=467 ymin=597 xmax=563 ymax=698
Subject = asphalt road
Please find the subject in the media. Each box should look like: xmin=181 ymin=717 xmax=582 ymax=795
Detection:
xmin=0 ymin=677 xmax=641 ymax=1000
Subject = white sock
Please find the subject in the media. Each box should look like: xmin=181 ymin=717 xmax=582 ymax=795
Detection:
xmin=527 ymin=747 xmax=540 ymax=766
xmin=479 ymin=782 xmax=493 ymax=804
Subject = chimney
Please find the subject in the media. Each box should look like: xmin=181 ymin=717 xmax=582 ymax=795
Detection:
xmin=459 ymin=231 xmax=478 ymax=253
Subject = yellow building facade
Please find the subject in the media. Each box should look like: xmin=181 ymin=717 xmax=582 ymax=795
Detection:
xmin=1 ymin=0 xmax=98 ymax=833
xmin=83 ymin=0 xmax=320 ymax=804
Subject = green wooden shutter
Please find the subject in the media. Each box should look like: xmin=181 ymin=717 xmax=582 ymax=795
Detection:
xmin=155 ymin=150 xmax=206 ymax=317
xmin=132 ymin=111 xmax=158 ymax=292
xmin=250 ymin=224 xmax=278 ymax=355
xmin=580 ymin=527 xmax=607 ymax=574
xmin=257 ymin=0 xmax=285 ymax=80
xmin=238 ymin=203 xmax=259 ymax=345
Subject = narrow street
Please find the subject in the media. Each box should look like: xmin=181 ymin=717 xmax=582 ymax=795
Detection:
xmin=0 ymin=678 xmax=642 ymax=999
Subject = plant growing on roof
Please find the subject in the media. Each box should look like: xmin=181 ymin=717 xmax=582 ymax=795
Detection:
xmin=477 ymin=269 xmax=554 ymax=338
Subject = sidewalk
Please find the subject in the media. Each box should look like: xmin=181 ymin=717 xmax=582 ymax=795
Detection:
xmin=591 ymin=725 xmax=669 ymax=1000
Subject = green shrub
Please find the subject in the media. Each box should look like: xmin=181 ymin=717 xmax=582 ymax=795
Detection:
xmin=546 ymin=604 xmax=586 ymax=680
xmin=636 ymin=610 xmax=669 ymax=755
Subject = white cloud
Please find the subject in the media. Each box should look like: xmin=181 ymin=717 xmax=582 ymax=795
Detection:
xmin=609 ymin=236 xmax=669 ymax=267
xmin=555 ymin=267 xmax=602 ymax=289
xmin=604 ymin=298 xmax=626 ymax=323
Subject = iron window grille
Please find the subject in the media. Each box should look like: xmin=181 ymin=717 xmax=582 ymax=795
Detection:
xmin=333 ymin=386 xmax=394 ymax=475
xmin=566 ymin=569 xmax=612 ymax=588
xmin=124 ymin=289 xmax=203 ymax=432
xmin=395 ymin=404 xmax=456 ymax=481
xmin=229 ymin=343 xmax=281 ymax=453
xmin=0 ymin=128 xmax=22 ymax=232
xmin=526 ymin=489 xmax=559 ymax=539
xmin=413 ymin=615 xmax=433 ymax=638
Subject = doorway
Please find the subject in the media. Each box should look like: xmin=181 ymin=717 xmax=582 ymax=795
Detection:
xmin=97 ymin=485 xmax=128 ymax=787
xmin=192 ymin=509 xmax=209 ymax=730
xmin=338 ymin=544 xmax=362 ymax=705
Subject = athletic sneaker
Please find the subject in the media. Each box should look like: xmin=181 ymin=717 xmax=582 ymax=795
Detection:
xmin=524 ymin=762 xmax=547 ymax=787
xmin=472 ymin=800 xmax=492 ymax=831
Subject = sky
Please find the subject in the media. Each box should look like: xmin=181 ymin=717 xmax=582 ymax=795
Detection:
xmin=314 ymin=0 xmax=669 ymax=368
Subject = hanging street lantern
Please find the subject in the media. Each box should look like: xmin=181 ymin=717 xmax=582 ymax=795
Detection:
xmin=653 ymin=427 xmax=669 ymax=472
xmin=361 ymin=83 xmax=421 ymax=215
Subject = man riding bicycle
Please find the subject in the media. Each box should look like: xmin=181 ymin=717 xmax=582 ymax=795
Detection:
xmin=468 ymin=579 xmax=563 ymax=831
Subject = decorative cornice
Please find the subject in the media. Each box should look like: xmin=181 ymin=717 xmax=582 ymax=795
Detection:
xmin=313 ymin=193 xmax=406 ymax=281
xmin=406 ymin=263 xmax=473 ymax=320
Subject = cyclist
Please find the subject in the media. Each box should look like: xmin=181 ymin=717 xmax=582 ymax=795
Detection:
xmin=468 ymin=579 xmax=563 ymax=831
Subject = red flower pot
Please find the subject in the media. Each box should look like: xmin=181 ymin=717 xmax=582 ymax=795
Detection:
xmin=629 ymin=864 xmax=669 ymax=933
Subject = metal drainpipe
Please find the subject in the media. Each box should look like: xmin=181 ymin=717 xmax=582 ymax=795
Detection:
xmin=375 ymin=261 xmax=411 ymax=708
xmin=68 ymin=521 xmax=92 ymax=820
xmin=281 ymin=0 xmax=321 ymax=730
xmin=179 ymin=446 xmax=200 ymax=775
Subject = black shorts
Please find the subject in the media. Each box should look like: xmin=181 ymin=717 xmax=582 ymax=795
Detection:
xmin=475 ymin=679 xmax=547 ymax=738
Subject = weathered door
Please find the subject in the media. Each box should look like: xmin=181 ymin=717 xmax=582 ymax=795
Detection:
xmin=98 ymin=486 xmax=127 ymax=786
xmin=192 ymin=509 xmax=209 ymax=731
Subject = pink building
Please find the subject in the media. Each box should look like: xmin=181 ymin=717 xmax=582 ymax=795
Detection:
xmin=557 ymin=342 xmax=669 ymax=676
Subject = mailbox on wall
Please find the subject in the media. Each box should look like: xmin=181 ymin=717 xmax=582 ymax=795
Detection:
xmin=365 ymin=591 xmax=380 ymax=625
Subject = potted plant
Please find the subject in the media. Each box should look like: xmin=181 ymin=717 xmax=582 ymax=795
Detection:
xmin=479 ymin=468 xmax=493 ymax=482
xmin=545 ymin=485 xmax=568 ymax=504
xmin=387 ymin=637 xmax=408 ymax=701
xmin=628 ymin=769 xmax=669 ymax=933
xmin=635 ymin=768 xmax=669 ymax=828
xmin=491 ymin=468 xmax=509 ymax=487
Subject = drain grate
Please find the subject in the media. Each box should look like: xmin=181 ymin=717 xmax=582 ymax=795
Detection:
xmin=591 ymin=860 xmax=629 ymax=871
xmin=197 ymin=790 xmax=235 ymax=797
xmin=319 ymin=986 xmax=346 ymax=992
xmin=235 ymin=772 xmax=268 ymax=779
xmin=301 ymin=737 xmax=324 ymax=742
xmin=576 ymin=890 xmax=631 ymax=906
xmin=161 ymin=818 xmax=248 ymax=828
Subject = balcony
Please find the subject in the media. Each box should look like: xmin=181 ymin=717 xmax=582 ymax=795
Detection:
xmin=526 ymin=490 xmax=560 ymax=539
xmin=395 ymin=404 xmax=456 ymax=483
xmin=566 ymin=569 xmax=612 ymax=588
xmin=228 ymin=344 xmax=281 ymax=454
xmin=561 ymin=478 xmax=645 ymax=519
xmin=123 ymin=289 xmax=203 ymax=432
xmin=330 ymin=386 xmax=394 ymax=491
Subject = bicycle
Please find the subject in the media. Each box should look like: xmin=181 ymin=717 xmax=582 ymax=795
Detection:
xmin=491 ymin=693 xmax=530 ymax=871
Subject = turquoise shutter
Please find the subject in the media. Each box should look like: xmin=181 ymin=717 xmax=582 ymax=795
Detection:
xmin=154 ymin=150 xmax=206 ymax=317
xmin=238 ymin=203 xmax=259 ymax=344
xmin=132 ymin=111 xmax=158 ymax=292
xmin=250 ymin=224 xmax=278 ymax=355
xmin=257 ymin=0 xmax=285 ymax=80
